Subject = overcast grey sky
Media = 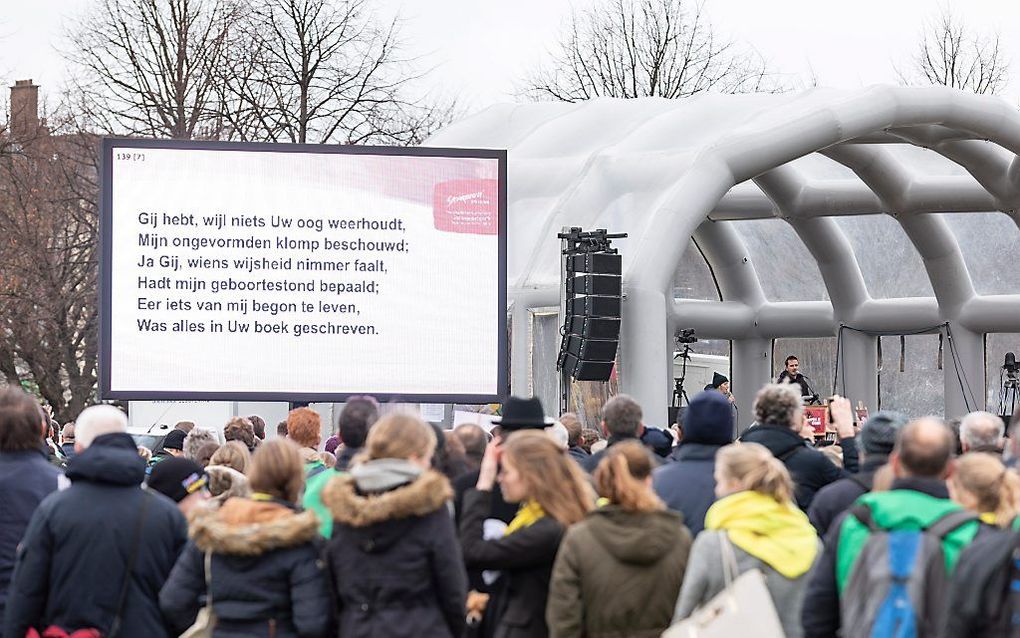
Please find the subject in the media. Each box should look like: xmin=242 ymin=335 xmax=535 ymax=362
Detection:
xmin=2 ymin=0 xmax=1019 ymax=112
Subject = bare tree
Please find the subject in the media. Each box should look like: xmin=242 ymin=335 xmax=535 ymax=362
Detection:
xmin=897 ymin=6 xmax=1009 ymax=95
xmin=522 ymin=0 xmax=783 ymax=101
xmin=0 ymin=115 xmax=99 ymax=421
xmin=64 ymin=0 xmax=238 ymax=139
xmin=215 ymin=0 xmax=453 ymax=145
xmin=65 ymin=0 xmax=453 ymax=144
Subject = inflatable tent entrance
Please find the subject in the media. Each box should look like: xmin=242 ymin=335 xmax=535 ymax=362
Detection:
xmin=427 ymin=87 xmax=1020 ymax=425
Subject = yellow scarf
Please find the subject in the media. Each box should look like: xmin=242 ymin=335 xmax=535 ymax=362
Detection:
xmin=505 ymin=499 xmax=545 ymax=536
xmin=705 ymin=491 xmax=818 ymax=579
xmin=979 ymin=511 xmax=998 ymax=525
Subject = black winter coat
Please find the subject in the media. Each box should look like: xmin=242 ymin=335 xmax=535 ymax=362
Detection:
xmin=160 ymin=497 xmax=330 ymax=638
xmin=323 ymin=470 xmax=467 ymax=638
xmin=806 ymin=458 xmax=886 ymax=535
xmin=740 ymin=424 xmax=859 ymax=510
xmin=652 ymin=442 xmax=721 ymax=536
xmin=460 ymin=489 xmax=565 ymax=638
xmin=0 ymin=448 xmax=62 ymax=633
xmin=943 ymin=526 xmax=1020 ymax=638
xmin=3 ymin=433 xmax=187 ymax=638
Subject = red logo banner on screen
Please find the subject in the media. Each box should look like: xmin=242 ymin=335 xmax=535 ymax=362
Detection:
xmin=433 ymin=179 xmax=498 ymax=235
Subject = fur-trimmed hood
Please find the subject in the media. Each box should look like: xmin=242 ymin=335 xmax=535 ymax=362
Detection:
xmin=189 ymin=497 xmax=319 ymax=556
xmin=322 ymin=469 xmax=452 ymax=528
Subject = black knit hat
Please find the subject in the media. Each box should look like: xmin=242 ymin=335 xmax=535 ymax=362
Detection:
xmin=160 ymin=428 xmax=187 ymax=452
xmin=710 ymin=372 xmax=729 ymax=389
xmin=147 ymin=457 xmax=207 ymax=503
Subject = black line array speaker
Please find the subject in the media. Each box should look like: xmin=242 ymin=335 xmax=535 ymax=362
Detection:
xmin=559 ymin=251 xmax=622 ymax=382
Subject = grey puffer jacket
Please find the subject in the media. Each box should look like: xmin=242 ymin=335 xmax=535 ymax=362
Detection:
xmin=673 ymin=530 xmax=821 ymax=638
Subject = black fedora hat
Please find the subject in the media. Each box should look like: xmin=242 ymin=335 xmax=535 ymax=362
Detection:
xmin=491 ymin=396 xmax=554 ymax=430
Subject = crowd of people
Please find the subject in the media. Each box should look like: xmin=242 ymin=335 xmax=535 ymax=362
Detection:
xmin=0 ymin=381 xmax=1019 ymax=637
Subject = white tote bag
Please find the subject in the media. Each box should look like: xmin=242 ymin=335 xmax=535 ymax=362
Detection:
xmin=663 ymin=535 xmax=786 ymax=638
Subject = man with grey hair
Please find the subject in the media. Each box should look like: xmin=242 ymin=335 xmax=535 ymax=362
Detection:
xmin=959 ymin=411 xmax=1004 ymax=454
xmin=581 ymin=394 xmax=645 ymax=473
xmin=182 ymin=427 xmax=219 ymax=461
xmin=4 ymin=405 xmax=187 ymax=637
xmin=741 ymin=384 xmax=858 ymax=510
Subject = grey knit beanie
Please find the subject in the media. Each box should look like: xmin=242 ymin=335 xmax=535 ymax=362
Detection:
xmin=858 ymin=411 xmax=908 ymax=456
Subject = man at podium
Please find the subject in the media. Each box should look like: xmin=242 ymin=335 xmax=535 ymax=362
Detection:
xmin=776 ymin=355 xmax=816 ymax=403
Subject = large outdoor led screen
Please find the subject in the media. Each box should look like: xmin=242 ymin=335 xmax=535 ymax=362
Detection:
xmin=99 ymin=138 xmax=507 ymax=402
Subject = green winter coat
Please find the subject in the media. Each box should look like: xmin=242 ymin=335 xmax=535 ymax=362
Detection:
xmin=835 ymin=489 xmax=980 ymax=593
xmin=546 ymin=505 xmax=692 ymax=638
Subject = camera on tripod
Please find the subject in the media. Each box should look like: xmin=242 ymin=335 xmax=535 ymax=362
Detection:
xmin=676 ymin=328 xmax=697 ymax=345
xmin=1005 ymin=352 xmax=1020 ymax=379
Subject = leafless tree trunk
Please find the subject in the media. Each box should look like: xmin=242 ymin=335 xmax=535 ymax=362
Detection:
xmin=216 ymin=0 xmax=453 ymax=145
xmin=65 ymin=0 xmax=237 ymax=139
xmin=0 ymin=115 xmax=99 ymax=422
xmin=521 ymin=0 xmax=784 ymax=101
xmin=897 ymin=6 xmax=1008 ymax=95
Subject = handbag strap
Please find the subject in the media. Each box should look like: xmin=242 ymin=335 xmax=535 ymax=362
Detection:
xmin=108 ymin=490 xmax=152 ymax=637
xmin=204 ymin=550 xmax=213 ymax=604
xmin=719 ymin=533 xmax=740 ymax=590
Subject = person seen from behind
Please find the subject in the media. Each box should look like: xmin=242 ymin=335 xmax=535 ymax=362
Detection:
xmin=335 ymin=396 xmax=379 ymax=472
xmin=948 ymin=452 xmax=1020 ymax=532
xmin=672 ymin=442 xmax=819 ymax=638
xmin=739 ymin=384 xmax=858 ymax=509
xmin=653 ymin=390 xmax=734 ymax=536
xmin=807 ymin=411 xmax=907 ymax=535
xmin=288 ymin=407 xmax=335 ymax=538
xmin=321 ymin=413 xmax=467 ymax=637
xmin=959 ymin=411 xmax=1005 ymax=455
xmin=160 ymin=438 xmax=329 ymax=638
xmin=461 ymin=429 xmax=593 ymax=638
xmin=59 ymin=423 xmax=75 ymax=460
xmin=148 ymin=427 xmax=187 ymax=474
xmin=183 ymin=428 xmax=218 ymax=462
xmin=147 ymin=457 xmax=210 ymax=517
xmin=4 ymin=405 xmax=187 ymax=638
xmin=209 ymin=441 xmax=250 ymax=475
xmin=548 ymin=441 xmax=691 ymax=638
xmin=559 ymin=413 xmax=588 ymax=463
xmin=248 ymin=415 xmax=267 ymax=445
xmin=223 ymin=416 xmax=257 ymax=453
xmin=942 ymin=455 xmax=1020 ymax=638
xmin=580 ymin=395 xmax=646 ymax=473
xmin=801 ymin=418 xmax=981 ymax=638
xmin=453 ymin=423 xmax=488 ymax=473
xmin=0 ymin=386 xmax=64 ymax=628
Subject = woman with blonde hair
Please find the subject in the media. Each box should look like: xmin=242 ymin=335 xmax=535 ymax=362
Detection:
xmin=547 ymin=441 xmax=691 ymax=638
xmin=160 ymin=438 xmax=329 ymax=637
xmin=943 ymin=457 xmax=1020 ymax=637
xmin=322 ymin=413 xmax=467 ymax=638
xmin=672 ymin=442 xmax=819 ymax=638
xmin=461 ymin=429 xmax=594 ymax=638
xmin=949 ymin=452 xmax=1020 ymax=528
xmin=209 ymin=441 xmax=251 ymax=474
